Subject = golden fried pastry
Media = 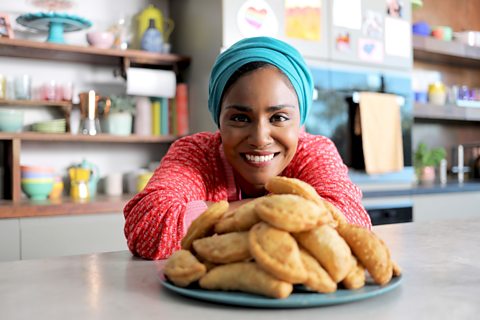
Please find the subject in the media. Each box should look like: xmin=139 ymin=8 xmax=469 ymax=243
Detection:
xmin=192 ymin=232 xmax=251 ymax=264
xmin=249 ymin=222 xmax=307 ymax=283
xmin=265 ymin=176 xmax=323 ymax=204
xmin=199 ymin=262 xmax=293 ymax=299
xmin=322 ymin=200 xmax=347 ymax=225
xmin=255 ymin=194 xmax=328 ymax=232
xmin=164 ymin=250 xmax=207 ymax=287
xmin=337 ymin=223 xmax=393 ymax=285
xmin=299 ymin=248 xmax=337 ymax=293
xmin=392 ymin=260 xmax=402 ymax=277
xmin=233 ymin=198 xmax=262 ymax=231
xmin=265 ymin=176 xmax=338 ymax=226
xmin=294 ymin=224 xmax=354 ymax=283
xmin=214 ymin=199 xmax=261 ymax=234
xmin=342 ymin=257 xmax=366 ymax=290
xmin=181 ymin=201 xmax=229 ymax=250
xmin=214 ymin=211 xmax=236 ymax=234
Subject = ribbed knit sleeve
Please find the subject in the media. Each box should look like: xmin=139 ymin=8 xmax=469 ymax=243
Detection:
xmin=123 ymin=133 xmax=228 ymax=260
xmin=284 ymin=133 xmax=372 ymax=229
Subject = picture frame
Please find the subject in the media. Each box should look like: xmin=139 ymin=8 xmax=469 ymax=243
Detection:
xmin=0 ymin=13 xmax=14 ymax=39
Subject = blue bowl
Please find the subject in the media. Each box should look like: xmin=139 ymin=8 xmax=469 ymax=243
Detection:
xmin=21 ymin=181 xmax=54 ymax=200
xmin=412 ymin=21 xmax=431 ymax=36
xmin=0 ymin=109 xmax=24 ymax=132
xmin=21 ymin=171 xmax=54 ymax=179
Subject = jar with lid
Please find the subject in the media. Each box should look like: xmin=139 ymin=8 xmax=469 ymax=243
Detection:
xmin=428 ymin=82 xmax=446 ymax=105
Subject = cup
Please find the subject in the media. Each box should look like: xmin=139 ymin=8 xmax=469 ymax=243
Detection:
xmin=5 ymin=76 xmax=15 ymax=99
xmin=14 ymin=75 xmax=32 ymax=100
xmin=43 ymin=80 xmax=57 ymax=100
xmin=105 ymin=173 xmax=123 ymax=196
xmin=0 ymin=74 xmax=5 ymax=99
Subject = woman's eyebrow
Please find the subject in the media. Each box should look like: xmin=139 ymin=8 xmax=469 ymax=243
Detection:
xmin=225 ymin=105 xmax=295 ymax=112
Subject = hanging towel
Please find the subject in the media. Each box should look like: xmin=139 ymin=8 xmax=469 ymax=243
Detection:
xmin=359 ymin=92 xmax=404 ymax=174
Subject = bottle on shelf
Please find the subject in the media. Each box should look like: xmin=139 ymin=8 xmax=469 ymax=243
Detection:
xmin=140 ymin=19 xmax=163 ymax=53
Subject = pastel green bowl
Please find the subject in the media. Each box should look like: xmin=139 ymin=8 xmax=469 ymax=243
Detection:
xmin=0 ymin=109 xmax=24 ymax=132
xmin=21 ymin=181 xmax=54 ymax=200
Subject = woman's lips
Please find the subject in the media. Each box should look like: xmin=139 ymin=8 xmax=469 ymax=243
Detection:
xmin=241 ymin=152 xmax=280 ymax=167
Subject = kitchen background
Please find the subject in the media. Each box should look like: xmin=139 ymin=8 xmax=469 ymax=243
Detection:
xmin=1 ymin=0 xmax=480 ymax=261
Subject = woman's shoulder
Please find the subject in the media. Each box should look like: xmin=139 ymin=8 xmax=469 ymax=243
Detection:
xmin=170 ymin=131 xmax=221 ymax=152
xmin=297 ymin=131 xmax=336 ymax=151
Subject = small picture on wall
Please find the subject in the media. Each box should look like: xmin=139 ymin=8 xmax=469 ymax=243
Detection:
xmin=0 ymin=14 xmax=14 ymax=38
xmin=386 ymin=0 xmax=403 ymax=18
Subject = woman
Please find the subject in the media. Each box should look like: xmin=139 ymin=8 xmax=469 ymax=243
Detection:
xmin=124 ymin=37 xmax=371 ymax=260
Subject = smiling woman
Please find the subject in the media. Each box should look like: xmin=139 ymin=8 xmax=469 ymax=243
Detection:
xmin=123 ymin=37 xmax=372 ymax=260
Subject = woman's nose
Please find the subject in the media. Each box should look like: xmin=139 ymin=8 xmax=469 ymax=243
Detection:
xmin=248 ymin=120 xmax=272 ymax=148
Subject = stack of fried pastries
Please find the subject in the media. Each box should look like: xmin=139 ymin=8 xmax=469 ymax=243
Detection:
xmin=164 ymin=176 xmax=401 ymax=299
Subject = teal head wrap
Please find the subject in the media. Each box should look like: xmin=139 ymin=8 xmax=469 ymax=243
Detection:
xmin=208 ymin=36 xmax=314 ymax=127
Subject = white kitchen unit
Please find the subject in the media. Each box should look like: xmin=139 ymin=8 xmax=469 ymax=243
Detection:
xmin=0 ymin=219 xmax=21 ymax=261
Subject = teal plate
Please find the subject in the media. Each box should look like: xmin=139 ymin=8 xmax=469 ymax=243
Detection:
xmin=160 ymin=275 xmax=402 ymax=308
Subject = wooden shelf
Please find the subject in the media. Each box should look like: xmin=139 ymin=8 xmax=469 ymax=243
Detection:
xmin=413 ymin=35 xmax=480 ymax=68
xmin=0 ymin=132 xmax=179 ymax=143
xmin=0 ymin=194 xmax=133 ymax=218
xmin=0 ymin=37 xmax=190 ymax=70
xmin=414 ymin=102 xmax=480 ymax=122
xmin=0 ymin=98 xmax=72 ymax=108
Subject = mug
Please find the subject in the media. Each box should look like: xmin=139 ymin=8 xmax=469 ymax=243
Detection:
xmin=105 ymin=173 xmax=123 ymax=196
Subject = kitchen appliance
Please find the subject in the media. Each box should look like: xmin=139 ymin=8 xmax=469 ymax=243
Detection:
xmin=78 ymin=90 xmax=110 ymax=135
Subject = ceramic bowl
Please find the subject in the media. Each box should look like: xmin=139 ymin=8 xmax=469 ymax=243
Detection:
xmin=21 ymin=165 xmax=55 ymax=174
xmin=0 ymin=109 xmax=24 ymax=132
xmin=21 ymin=180 xmax=54 ymax=200
xmin=86 ymin=31 xmax=115 ymax=49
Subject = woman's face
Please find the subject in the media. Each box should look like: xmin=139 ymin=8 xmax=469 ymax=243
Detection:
xmin=219 ymin=66 xmax=301 ymax=196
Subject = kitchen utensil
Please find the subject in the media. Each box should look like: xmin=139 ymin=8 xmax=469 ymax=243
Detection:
xmin=86 ymin=31 xmax=115 ymax=49
xmin=80 ymin=159 xmax=100 ymax=197
xmin=78 ymin=90 xmax=111 ymax=135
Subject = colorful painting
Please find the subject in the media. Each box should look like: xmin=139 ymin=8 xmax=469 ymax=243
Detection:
xmin=285 ymin=0 xmax=321 ymax=41
xmin=358 ymin=38 xmax=384 ymax=63
xmin=335 ymin=32 xmax=351 ymax=52
xmin=237 ymin=0 xmax=279 ymax=38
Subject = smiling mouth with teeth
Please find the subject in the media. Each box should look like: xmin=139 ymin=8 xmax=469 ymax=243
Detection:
xmin=242 ymin=153 xmax=280 ymax=164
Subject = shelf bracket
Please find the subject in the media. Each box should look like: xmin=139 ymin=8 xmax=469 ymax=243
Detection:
xmin=116 ymin=57 xmax=130 ymax=79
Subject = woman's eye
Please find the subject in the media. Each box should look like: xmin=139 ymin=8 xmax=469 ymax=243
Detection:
xmin=271 ymin=114 xmax=289 ymax=122
xmin=230 ymin=114 xmax=250 ymax=122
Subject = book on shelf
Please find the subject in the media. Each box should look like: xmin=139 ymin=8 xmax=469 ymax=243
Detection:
xmin=149 ymin=83 xmax=189 ymax=137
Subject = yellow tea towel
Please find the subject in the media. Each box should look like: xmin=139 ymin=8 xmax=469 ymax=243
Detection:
xmin=359 ymin=92 xmax=404 ymax=174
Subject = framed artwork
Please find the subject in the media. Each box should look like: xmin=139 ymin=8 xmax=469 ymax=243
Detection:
xmin=0 ymin=13 xmax=14 ymax=38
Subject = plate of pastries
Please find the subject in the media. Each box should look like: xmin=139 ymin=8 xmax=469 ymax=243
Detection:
xmin=161 ymin=176 xmax=402 ymax=308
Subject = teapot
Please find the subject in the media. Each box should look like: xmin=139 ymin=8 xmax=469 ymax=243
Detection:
xmin=69 ymin=167 xmax=91 ymax=201
xmin=137 ymin=5 xmax=175 ymax=44
xmin=80 ymin=159 xmax=100 ymax=197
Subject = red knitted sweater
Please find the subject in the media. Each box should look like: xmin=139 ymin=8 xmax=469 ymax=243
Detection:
xmin=124 ymin=131 xmax=371 ymax=260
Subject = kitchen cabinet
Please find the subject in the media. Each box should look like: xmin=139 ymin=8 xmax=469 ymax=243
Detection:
xmin=413 ymin=191 xmax=480 ymax=222
xmin=0 ymin=37 xmax=191 ymax=210
xmin=0 ymin=219 xmax=20 ymax=261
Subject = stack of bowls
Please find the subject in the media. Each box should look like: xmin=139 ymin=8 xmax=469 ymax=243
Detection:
xmin=21 ymin=165 xmax=55 ymax=200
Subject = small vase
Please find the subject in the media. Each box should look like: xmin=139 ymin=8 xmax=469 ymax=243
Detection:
xmin=140 ymin=19 xmax=163 ymax=53
xmin=419 ymin=166 xmax=435 ymax=184
xmin=106 ymin=112 xmax=133 ymax=136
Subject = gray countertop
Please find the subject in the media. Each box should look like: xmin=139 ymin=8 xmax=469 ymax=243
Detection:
xmin=1 ymin=219 xmax=479 ymax=319
xmin=362 ymin=181 xmax=480 ymax=198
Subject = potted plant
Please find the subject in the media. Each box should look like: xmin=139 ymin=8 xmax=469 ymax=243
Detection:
xmin=105 ymin=95 xmax=136 ymax=136
xmin=414 ymin=142 xmax=446 ymax=183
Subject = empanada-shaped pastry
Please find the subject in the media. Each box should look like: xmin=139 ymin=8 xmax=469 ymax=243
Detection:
xmin=192 ymin=232 xmax=251 ymax=264
xmin=299 ymin=248 xmax=337 ymax=293
xmin=255 ymin=194 xmax=329 ymax=232
xmin=392 ymin=260 xmax=402 ymax=277
xmin=337 ymin=223 xmax=393 ymax=285
xmin=265 ymin=176 xmax=339 ymax=226
xmin=199 ymin=262 xmax=293 ymax=299
xmin=322 ymin=200 xmax=347 ymax=225
xmin=181 ymin=201 xmax=229 ymax=250
xmin=232 ymin=198 xmax=262 ymax=231
xmin=164 ymin=250 xmax=206 ymax=287
xmin=294 ymin=224 xmax=354 ymax=283
xmin=249 ymin=222 xmax=307 ymax=283
xmin=342 ymin=257 xmax=365 ymax=290
xmin=265 ymin=176 xmax=323 ymax=204
xmin=214 ymin=211 xmax=236 ymax=234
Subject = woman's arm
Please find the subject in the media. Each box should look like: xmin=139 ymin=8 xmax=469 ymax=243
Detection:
xmin=123 ymin=135 xmax=225 ymax=260
xmin=287 ymin=135 xmax=372 ymax=229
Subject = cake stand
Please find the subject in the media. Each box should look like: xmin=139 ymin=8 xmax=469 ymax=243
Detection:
xmin=16 ymin=12 xmax=92 ymax=43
